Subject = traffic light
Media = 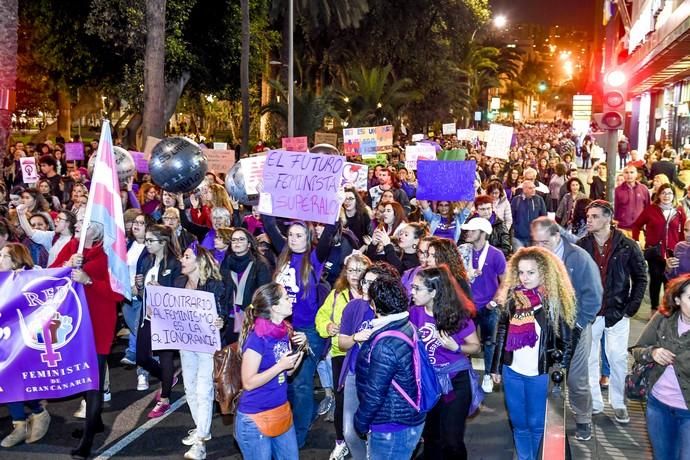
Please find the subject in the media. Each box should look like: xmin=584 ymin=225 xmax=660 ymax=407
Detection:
xmin=601 ymin=69 xmax=627 ymax=130
xmin=538 ymin=81 xmax=548 ymax=92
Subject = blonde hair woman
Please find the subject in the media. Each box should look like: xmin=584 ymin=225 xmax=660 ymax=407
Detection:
xmin=491 ymin=247 xmax=576 ymax=460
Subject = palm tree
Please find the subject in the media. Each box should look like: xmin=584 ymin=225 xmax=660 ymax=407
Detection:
xmin=340 ymin=64 xmax=421 ymax=127
xmin=0 ymin=0 xmax=18 ymax=152
xmin=455 ymin=44 xmax=500 ymax=126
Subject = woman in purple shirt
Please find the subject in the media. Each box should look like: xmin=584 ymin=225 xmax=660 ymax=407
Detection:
xmin=235 ymin=282 xmax=305 ymax=460
xmin=410 ymin=265 xmax=480 ymax=459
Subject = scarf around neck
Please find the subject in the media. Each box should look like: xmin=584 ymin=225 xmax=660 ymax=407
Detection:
xmin=505 ymin=286 xmax=541 ymax=352
xmin=254 ymin=317 xmax=290 ymax=340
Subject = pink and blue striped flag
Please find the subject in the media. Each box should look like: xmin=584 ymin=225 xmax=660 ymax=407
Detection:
xmin=79 ymin=121 xmax=131 ymax=300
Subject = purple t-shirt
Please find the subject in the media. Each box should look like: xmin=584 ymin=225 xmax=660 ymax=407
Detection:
xmin=237 ymin=330 xmax=290 ymax=414
xmin=339 ymin=299 xmax=376 ymax=375
xmin=433 ymin=216 xmax=456 ymax=241
xmin=409 ymin=306 xmax=475 ymax=373
xmin=469 ymin=245 xmax=506 ymax=308
xmin=276 ymin=251 xmax=324 ymax=328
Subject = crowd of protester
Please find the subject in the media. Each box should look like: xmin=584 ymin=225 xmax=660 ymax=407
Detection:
xmin=2 ymin=121 xmax=690 ymax=460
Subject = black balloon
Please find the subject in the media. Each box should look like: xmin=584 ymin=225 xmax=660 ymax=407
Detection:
xmin=149 ymin=137 xmax=208 ymax=193
xmin=225 ymin=161 xmax=257 ymax=206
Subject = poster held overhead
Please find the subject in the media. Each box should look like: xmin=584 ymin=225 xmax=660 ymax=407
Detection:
xmin=416 ymin=160 xmax=477 ymax=201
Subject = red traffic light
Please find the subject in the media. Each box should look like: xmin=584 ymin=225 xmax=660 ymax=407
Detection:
xmin=602 ymin=111 xmax=624 ymax=129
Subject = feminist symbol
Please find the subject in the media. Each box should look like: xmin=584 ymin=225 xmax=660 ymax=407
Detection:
xmin=40 ymin=323 xmax=62 ymax=367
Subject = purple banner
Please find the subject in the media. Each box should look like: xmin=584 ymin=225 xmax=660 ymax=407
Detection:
xmin=416 ymin=160 xmax=477 ymax=201
xmin=65 ymin=142 xmax=85 ymax=161
xmin=260 ymin=150 xmax=345 ymax=224
xmin=0 ymin=268 xmax=99 ymax=403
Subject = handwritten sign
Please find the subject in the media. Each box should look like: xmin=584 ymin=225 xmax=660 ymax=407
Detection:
xmin=343 ymin=125 xmax=393 ymax=158
xmin=442 ymin=122 xmax=456 ymax=135
xmin=213 ymin=142 xmax=227 ymax=150
xmin=260 ymin=150 xmax=345 ymax=224
xmin=239 ymin=155 xmax=266 ymax=195
xmin=416 ymin=160 xmax=477 ymax=201
xmin=65 ymin=142 xmax=85 ymax=161
xmin=342 ymin=162 xmax=369 ymax=192
xmin=485 ymin=124 xmax=513 ymax=159
xmin=130 ymin=151 xmax=149 ymax=174
xmin=143 ymin=136 xmax=162 ymax=160
xmin=437 ymin=149 xmax=467 ymax=161
xmin=20 ymin=157 xmax=38 ymax=184
xmin=281 ymin=136 xmax=309 ymax=152
xmin=405 ymin=144 xmax=437 ymax=170
xmin=204 ymin=149 xmax=236 ymax=174
xmin=456 ymin=129 xmax=474 ymax=141
xmin=314 ymin=132 xmax=338 ymax=146
xmin=411 ymin=134 xmax=424 ymax=142
xmin=147 ymin=285 xmax=220 ymax=354
xmin=363 ymin=154 xmax=388 ymax=167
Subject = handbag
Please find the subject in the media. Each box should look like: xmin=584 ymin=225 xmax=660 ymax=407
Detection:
xmin=213 ymin=342 xmax=243 ymax=415
xmin=625 ymin=361 xmax=655 ymax=401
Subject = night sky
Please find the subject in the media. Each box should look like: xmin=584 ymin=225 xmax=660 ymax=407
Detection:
xmin=489 ymin=0 xmax=597 ymax=32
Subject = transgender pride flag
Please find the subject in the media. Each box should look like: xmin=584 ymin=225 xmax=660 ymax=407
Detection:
xmin=78 ymin=121 xmax=131 ymax=300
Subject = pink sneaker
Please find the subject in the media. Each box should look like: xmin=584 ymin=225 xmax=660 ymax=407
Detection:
xmin=147 ymin=401 xmax=171 ymax=418
xmin=154 ymin=370 xmax=181 ymax=402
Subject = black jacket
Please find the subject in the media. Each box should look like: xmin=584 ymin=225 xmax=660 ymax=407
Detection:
xmin=577 ymin=228 xmax=648 ymax=327
xmin=219 ymin=252 xmax=273 ymax=309
xmin=137 ymin=252 xmax=182 ymax=288
xmin=491 ymin=295 xmax=571 ymax=375
xmin=651 ymin=159 xmax=685 ymax=189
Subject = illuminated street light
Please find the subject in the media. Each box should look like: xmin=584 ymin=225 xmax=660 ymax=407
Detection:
xmin=493 ymin=15 xmax=507 ymax=28
xmin=605 ymin=70 xmax=626 ymax=87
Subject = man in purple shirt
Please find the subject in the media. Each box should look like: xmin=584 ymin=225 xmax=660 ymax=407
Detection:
xmin=614 ymin=165 xmax=650 ymax=236
xmin=458 ymin=218 xmax=506 ymax=394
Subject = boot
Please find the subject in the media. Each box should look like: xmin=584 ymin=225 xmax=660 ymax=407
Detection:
xmin=1 ymin=421 xmax=28 ymax=448
xmin=26 ymin=410 xmax=51 ymax=443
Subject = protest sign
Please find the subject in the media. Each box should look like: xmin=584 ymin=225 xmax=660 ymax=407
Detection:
xmin=204 ymin=149 xmax=236 ymax=174
xmin=456 ymin=129 xmax=474 ymax=141
xmin=213 ymin=142 xmax=227 ymax=150
xmin=437 ymin=149 xmax=467 ymax=161
xmin=147 ymin=285 xmax=221 ymax=354
xmin=0 ymin=268 xmax=100 ymax=403
xmin=65 ymin=142 xmax=85 ymax=161
xmin=405 ymin=144 xmax=437 ymax=170
xmin=20 ymin=157 xmax=38 ymax=183
xmin=416 ymin=160 xmax=477 ymax=201
xmin=260 ymin=150 xmax=345 ymax=224
xmin=281 ymin=136 xmax=309 ymax=152
xmin=143 ymin=136 xmax=162 ymax=160
xmin=130 ymin=151 xmax=149 ymax=174
xmin=363 ymin=154 xmax=388 ymax=167
xmin=238 ymin=155 xmax=266 ymax=195
xmin=342 ymin=162 xmax=369 ymax=191
xmin=314 ymin=132 xmax=338 ymax=146
xmin=442 ymin=122 xmax=456 ymax=135
xmin=343 ymin=125 xmax=393 ymax=158
xmin=411 ymin=133 xmax=424 ymax=142
xmin=485 ymin=124 xmax=513 ymax=159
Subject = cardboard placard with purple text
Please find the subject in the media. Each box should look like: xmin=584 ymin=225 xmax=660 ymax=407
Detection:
xmin=281 ymin=137 xmax=309 ymax=152
xmin=204 ymin=149 xmax=235 ymax=174
xmin=130 ymin=151 xmax=149 ymax=174
xmin=65 ymin=142 xmax=85 ymax=161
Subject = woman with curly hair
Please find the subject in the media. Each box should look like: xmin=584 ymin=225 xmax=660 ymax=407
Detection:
xmin=426 ymin=237 xmax=472 ymax=299
xmin=630 ymin=274 xmax=690 ymax=460
xmin=490 ymin=247 xmax=576 ymax=460
xmin=410 ymin=265 xmax=480 ymax=459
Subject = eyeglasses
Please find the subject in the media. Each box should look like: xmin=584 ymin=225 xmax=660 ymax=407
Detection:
xmin=145 ymin=239 xmax=162 ymax=244
xmin=360 ymin=278 xmax=376 ymax=286
xmin=132 ymin=220 xmax=146 ymax=225
xmin=410 ymin=285 xmax=429 ymax=293
xmin=55 ymin=216 xmax=67 ymax=222
xmin=660 ymin=191 xmax=675 ymax=196
xmin=162 ymin=216 xmax=178 ymax=220
xmin=343 ymin=197 xmax=356 ymax=201
xmin=231 ymin=237 xmax=248 ymax=243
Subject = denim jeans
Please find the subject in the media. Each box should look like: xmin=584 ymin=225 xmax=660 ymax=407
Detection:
xmin=343 ymin=372 xmax=367 ymax=460
xmin=647 ymin=394 xmax=690 ymax=460
xmin=502 ymin=365 xmax=548 ymax=460
xmin=600 ymin=334 xmax=610 ymax=377
xmin=474 ymin=307 xmax=499 ymax=372
xmin=7 ymin=400 xmax=43 ymax=421
xmin=317 ymin=353 xmax=333 ymax=390
xmin=367 ymin=423 xmax=425 ymax=460
xmin=180 ymin=350 xmax=215 ymax=439
xmin=122 ymin=297 xmax=142 ymax=361
xmin=234 ymin=410 xmax=299 ymax=460
xmin=288 ymin=326 xmax=325 ymax=448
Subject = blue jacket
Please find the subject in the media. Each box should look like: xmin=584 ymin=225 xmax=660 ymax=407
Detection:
xmin=422 ymin=206 xmax=471 ymax=243
xmin=354 ymin=318 xmax=425 ymax=434
xmin=560 ymin=238 xmax=603 ymax=327
xmin=510 ymin=194 xmax=547 ymax=241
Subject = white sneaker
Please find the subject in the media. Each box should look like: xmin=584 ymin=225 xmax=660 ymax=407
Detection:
xmin=137 ymin=374 xmax=149 ymax=391
xmin=182 ymin=429 xmax=212 ymax=446
xmin=103 ymin=388 xmax=111 ymax=402
xmin=184 ymin=442 xmax=206 ymax=460
xmin=481 ymin=374 xmax=494 ymax=393
xmin=73 ymin=400 xmax=86 ymax=419
xmin=329 ymin=441 xmax=350 ymax=460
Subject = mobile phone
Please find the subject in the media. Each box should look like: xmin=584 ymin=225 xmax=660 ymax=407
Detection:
xmin=667 ymin=249 xmax=675 ymax=258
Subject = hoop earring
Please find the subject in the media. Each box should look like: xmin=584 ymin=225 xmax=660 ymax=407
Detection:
xmin=412 ymin=243 xmax=418 ymax=250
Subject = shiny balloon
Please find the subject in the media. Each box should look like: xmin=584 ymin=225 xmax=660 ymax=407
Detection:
xmin=149 ymin=137 xmax=208 ymax=193
xmin=310 ymin=143 xmax=340 ymax=155
xmin=225 ymin=161 xmax=257 ymax=206
xmin=87 ymin=146 xmax=136 ymax=187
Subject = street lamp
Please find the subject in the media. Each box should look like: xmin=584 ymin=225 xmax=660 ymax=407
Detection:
xmin=493 ymin=15 xmax=507 ymax=29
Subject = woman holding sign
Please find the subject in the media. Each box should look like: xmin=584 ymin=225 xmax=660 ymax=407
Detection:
xmin=235 ymin=282 xmax=304 ymax=459
xmin=175 ymin=244 xmax=226 ymax=460
xmin=66 ymin=222 xmax=125 ymax=460
xmin=262 ymin=214 xmax=337 ymax=448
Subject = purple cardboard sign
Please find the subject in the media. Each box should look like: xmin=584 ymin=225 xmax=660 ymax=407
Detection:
xmin=65 ymin=142 xmax=85 ymax=161
xmin=416 ymin=160 xmax=477 ymax=201
xmin=147 ymin=285 xmax=221 ymax=354
xmin=260 ymin=150 xmax=345 ymax=224
xmin=130 ymin=151 xmax=149 ymax=174
xmin=0 ymin=268 xmax=100 ymax=403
